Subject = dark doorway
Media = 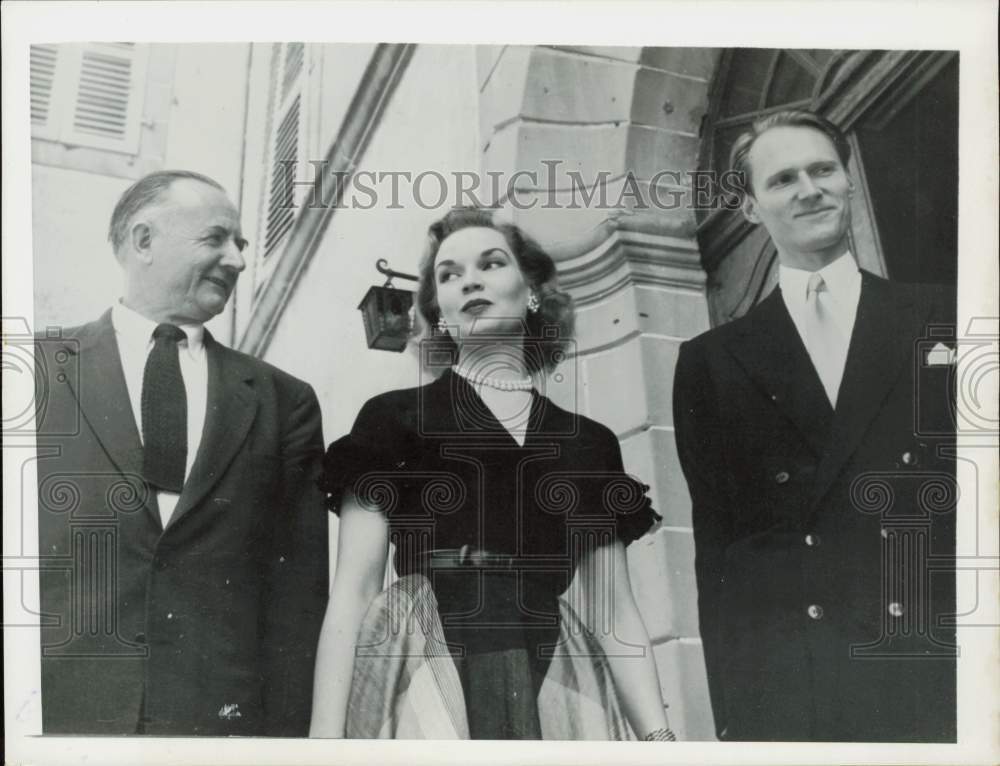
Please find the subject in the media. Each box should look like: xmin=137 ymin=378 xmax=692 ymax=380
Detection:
xmin=854 ymin=58 xmax=959 ymax=286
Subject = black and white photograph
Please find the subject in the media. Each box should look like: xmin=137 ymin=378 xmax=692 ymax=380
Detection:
xmin=3 ymin=2 xmax=997 ymax=765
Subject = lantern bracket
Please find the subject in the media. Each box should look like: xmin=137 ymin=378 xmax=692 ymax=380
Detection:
xmin=376 ymin=259 xmax=418 ymax=288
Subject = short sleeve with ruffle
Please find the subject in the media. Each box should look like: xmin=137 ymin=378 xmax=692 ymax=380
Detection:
xmin=532 ymin=417 xmax=662 ymax=548
xmin=587 ymin=417 xmax=663 ymax=545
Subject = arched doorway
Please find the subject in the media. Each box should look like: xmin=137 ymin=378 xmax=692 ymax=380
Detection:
xmin=696 ymin=49 xmax=958 ymax=327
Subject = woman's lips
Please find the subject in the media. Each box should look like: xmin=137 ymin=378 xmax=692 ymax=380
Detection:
xmin=462 ymin=300 xmax=492 ymax=314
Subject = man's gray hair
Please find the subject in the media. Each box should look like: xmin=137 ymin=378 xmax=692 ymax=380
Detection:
xmin=108 ymin=170 xmax=226 ymax=254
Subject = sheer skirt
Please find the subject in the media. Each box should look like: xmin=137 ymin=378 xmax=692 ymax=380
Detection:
xmin=344 ymin=574 xmax=635 ymax=740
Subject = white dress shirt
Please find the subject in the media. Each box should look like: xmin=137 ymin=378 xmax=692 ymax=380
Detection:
xmin=779 ymin=251 xmax=862 ymax=402
xmin=111 ymin=301 xmax=209 ymax=528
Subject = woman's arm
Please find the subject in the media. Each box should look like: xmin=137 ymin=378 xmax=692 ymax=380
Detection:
xmin=309 ymin=492 xmax=389 ymax=738
xmin=572 ymin=538 xmax=671 ymax=739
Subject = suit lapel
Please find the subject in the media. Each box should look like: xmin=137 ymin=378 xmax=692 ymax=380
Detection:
xmin=61 ymin=311 xmax=160 ymax=524
xmin=808 ymin=273 xmax=918 ymax=511
xmin=724 ymin=289 xmax=833 ymax=457
xmin=166 ymin=333 xmax=258 ymax=529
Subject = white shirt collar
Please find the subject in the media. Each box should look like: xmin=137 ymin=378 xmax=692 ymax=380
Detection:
xmin=779 ymin=251 xmax=860 ymax=305
xmin=111 ymin=301 xmax=205 ymax=357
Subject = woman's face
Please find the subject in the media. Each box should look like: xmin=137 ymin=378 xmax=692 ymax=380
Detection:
xmin=433 ymin=226 xmax=531 ymax=343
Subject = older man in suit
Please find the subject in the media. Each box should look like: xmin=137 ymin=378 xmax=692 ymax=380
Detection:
xmin=673 ymin=110 xmax=955 ymax=742
xmin=35 ymin=170 xmax=328 ymax=735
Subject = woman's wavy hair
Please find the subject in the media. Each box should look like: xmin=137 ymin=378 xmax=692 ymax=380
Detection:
xmin=412 ymin=207 xmax=574 ymax=374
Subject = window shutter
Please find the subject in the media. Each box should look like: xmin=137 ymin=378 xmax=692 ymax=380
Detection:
xmin=29 ymin=44 xmax=61 ymax=139
xmin=261 ymin=43 xmax=308 ymax=263
xmin=64 ymin=43 xmax=148 ymax=153
xmin=30 ymin=43 xmax=148 ymax=154
xmin=263 ymin=94 xmax=301 ymax=258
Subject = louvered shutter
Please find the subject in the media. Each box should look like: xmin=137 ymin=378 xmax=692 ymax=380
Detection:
xmin=29 ymin=44 xmax=62 ymax=139
xmin=29 ymin=43 xmax=148 ymax=154
xmin=261 ymin=43 xmax=307 ymax=262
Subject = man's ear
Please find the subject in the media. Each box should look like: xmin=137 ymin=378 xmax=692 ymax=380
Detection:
xmin=741 ymin=193 xmax=761 ymax=225
xmin=130 ymin=222 xmax=153 ymax=263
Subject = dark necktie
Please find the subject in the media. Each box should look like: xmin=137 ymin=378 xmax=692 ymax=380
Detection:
xmin=142 ymin=323 xmax=187 ymax=492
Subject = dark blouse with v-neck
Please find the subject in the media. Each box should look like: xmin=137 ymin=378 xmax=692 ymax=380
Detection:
xmin=319 ymin=369 xmax=659 ymax=723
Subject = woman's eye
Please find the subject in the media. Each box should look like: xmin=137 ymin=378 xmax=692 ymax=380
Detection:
xmin=438 ymin=271 xmax=458 ymax=283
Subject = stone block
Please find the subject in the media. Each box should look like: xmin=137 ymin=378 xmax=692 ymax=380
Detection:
xmin=634 ymin=284 xmax=711 ymax=340
xmin=627 ymin=527 xmax=699 ymax=642
xmin=581 ymin=337 xmax=647 ymax=435
xmin=640 ymin=47 xmax=721 ymax=80
xmin=626 ymin=125 xmax=701 ymax=182
xmin=521 ymin=48 xmax=636 ymax=124
xmin=573 ymin=287 xmax=640 ymax=353
xmin=622 ymin=428 xmax=691 ymax=529
xmin=631 ymin=67 xmax=707 ymax=136
xmin=652 ymin=639 xmax=718 ymax=741
xmin=507 ymin=123 xmax=631 ymax=188
xmin=639 ymin=334 xmax=680 ymax=428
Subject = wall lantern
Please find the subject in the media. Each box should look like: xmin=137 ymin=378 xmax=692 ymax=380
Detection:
xmin=358 ymin=259 xmax=419 ymax=352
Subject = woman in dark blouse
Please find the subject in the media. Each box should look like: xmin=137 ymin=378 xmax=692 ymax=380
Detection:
xmin=310 ymin=209 xmax=673 ymax=740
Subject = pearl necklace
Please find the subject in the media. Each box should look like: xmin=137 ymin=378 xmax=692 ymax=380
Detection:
xmin=452 ymin=365 xmax=533 ymax=392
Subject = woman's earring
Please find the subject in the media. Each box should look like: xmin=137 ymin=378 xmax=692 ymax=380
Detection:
xmin=436 ymin=315 xmax=449 ymax=334
xmin=526 ymin=292 xmax=540 ymax=314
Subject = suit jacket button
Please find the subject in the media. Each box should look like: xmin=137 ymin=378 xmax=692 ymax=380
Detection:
xmin=807 ymin=604 xmax=824 ymax=620
xmin=805 ymin=534 xmax=820 ymax=547
xmin=901 ymin=451 xmax=917 ymax=466
xmin=775 ymin=471 xmax=791 ymax=484
xmin=888 ymin=602 xmax=905 ymax=617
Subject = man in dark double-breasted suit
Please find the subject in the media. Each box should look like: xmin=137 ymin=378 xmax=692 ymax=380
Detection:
xmin=35 ymin=170 xmax=328 ymax=735
xmin=673 ymin=110 xmax=956 ymax=742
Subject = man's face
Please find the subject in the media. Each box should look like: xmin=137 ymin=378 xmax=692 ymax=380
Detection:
xmin=742 ymin=125 xmax=853 ymax=269
xmin=143 ymin=179 xmax=247 ymax=324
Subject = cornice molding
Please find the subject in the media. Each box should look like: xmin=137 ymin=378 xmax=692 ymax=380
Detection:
xmin=557 ymin=222 xmax=705 ymax=307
